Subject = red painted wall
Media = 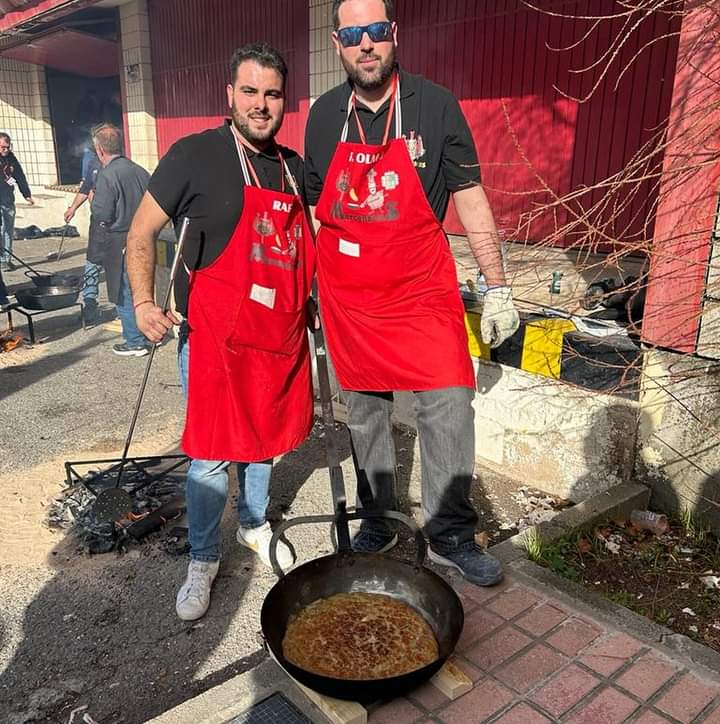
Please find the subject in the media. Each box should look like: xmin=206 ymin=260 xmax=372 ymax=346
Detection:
xmin=641 ymin=4 xmax=720 ymax=352
xmin=394 ymin=1 xmax=681 ymax=243
xmin=147 ymin=0 xmax=309 ymax=156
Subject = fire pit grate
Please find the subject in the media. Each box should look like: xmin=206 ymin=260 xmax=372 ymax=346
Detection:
xmin=229 ymin=693 xmax=312 ymax=724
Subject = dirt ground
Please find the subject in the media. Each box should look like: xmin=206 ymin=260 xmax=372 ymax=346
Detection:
xmin=0 ymin=234 xmax=543 ymax=723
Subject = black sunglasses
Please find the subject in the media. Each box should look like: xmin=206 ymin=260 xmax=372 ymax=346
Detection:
xmin=336 ymin=21 xmax=393 ymax=48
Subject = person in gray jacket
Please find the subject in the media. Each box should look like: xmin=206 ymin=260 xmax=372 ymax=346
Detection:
xmin=91 ymin=124 xmax=151 ymax=356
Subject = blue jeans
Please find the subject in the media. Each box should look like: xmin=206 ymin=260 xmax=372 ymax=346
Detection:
xmin=116 ymin=263 xmax=147 ymax=347
xmin=178 ymin=323 xmax=273 ymax=561
xmin=0 ymin=202 xmax=15 ymax=264
xmin=83 ymin=259 xmax=101 ymax=301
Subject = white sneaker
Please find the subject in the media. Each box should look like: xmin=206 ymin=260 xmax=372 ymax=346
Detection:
xmin=237 ymin=522 xmax=294 ymax=571
xmin=175 ymin=559 xmax=220 ymax=621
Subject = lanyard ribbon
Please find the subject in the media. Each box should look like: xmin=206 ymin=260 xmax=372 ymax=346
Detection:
xmin=341 ymin=72 xmax=402 ymax=145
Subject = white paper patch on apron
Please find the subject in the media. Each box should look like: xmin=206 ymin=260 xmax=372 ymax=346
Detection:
xmin=250 ymin=283 xmax=276 ymax=309
xmin=6 ymin=177 xmax=16 ymax=187
xmin=339 ymin=238 xmax=360 ymax=257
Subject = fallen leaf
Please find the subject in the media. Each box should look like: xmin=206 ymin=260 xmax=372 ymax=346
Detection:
xmin=689 ymin=625 xmax=699 ymax=633
xmin=474 ymin=531 xmax=490 ymax=550
xmin=682 ymin=607 xmax=697 ymax=616
xmin=701 ymin=575 xmax=720 ymax=590
xmin=577 ymin=538 xmax=593 ymax=554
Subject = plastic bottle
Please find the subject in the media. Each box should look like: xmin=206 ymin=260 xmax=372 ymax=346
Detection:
xmin=630 ymin=510 xmax=669 ymax=534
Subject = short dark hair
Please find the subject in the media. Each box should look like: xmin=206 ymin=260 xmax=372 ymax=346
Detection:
xmin=332 ymin=0 xmax=394 ymax=29
xmin=92 ymin=124 xmax=123 ymax=156
xmin=230 ymin=43 xmax=288 ymax=86
xmin=0 ymin=132 xmax=10 ymax=144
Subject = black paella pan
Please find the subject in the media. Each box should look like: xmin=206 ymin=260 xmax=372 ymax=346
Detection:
xmin=260 ymin=312 xmax=464 ymax=703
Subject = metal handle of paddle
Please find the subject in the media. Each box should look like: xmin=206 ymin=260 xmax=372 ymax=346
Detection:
xmin=113 ymin=216 xmax=191 ymax=490
xmin=268 ymin=509 xmax=427 ymax=578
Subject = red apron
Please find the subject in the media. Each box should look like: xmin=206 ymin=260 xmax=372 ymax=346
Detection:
xmin=315 ymin=75 xmax=475 ymax=392
xmin=182 ymin=131 xmax=315 ymax=461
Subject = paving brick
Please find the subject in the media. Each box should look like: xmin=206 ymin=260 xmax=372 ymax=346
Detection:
xmin=494 ymin=643 xmax=568 ymax=694
xmin=530 ymin=663 xmax=602 ymax=716
xmin=655 ymin=673 xmax=720 ymax=723
xmin=437 ymin=678 xmax=514 ymax=724
xmin=614 ymin=652 xmax=678 ymax=700
xmin=486 ymin=586 xmax=540 ymax=620
xmin=701 ymin=704 xmax=720 ymax=723
xmin=632 ymin=712 xmax=674 ymax=724
xmin=545 ymin=618 xmax=603 ymax=656
xmin=492 ymin=702 xmax=552 ymax=723
xmin=368 ymin=697 xmax=425 ymax=723
xmin=408 ymin=679 xmax=449 ymax=711
xmin=566 ymin=686 xmax=639 ymax=724
xmin=456 ymin=609 xmax=505 ymax=652
xmin=516 ymin=602 xmax=568 ymax=636
xmin=456 ymin=579 xmax=510 ymax=607
xmin=579 ymin=633 xmax=644 ymax=676
xmin=464 ymin=626 xmax=532 ymax=671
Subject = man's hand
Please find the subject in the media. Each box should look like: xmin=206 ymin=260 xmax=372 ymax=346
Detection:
xmin=480 ymin=286 xmax=520 ymax=348
xmin=25 ymin=197 xmax=35 ymax=206
xmin=306 ymin=297 xmax=321 ymax=331
xmin=64 ymin=207 xmax=75 ymax=223
xmin=136 ymin=303 xmax=181 ymax=344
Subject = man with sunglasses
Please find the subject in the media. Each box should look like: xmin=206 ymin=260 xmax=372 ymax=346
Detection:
xmin=304 ymin=0 xmax=520 ymax=587
xmin=0 ymin=132 xmax=35 ymax=272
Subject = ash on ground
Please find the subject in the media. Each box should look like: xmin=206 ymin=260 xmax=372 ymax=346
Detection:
xmin=47 ymin=464 xmax=188 ymax=555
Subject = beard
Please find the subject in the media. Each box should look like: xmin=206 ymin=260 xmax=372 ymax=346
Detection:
xmin=342 ymin=46 xmax=396 ymax=91
xmin=231 ymin=102 xmax=282 ymax=147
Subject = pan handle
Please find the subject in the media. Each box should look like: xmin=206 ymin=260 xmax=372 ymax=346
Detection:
xmin=268 ymin=509 xmax=427 ymax=578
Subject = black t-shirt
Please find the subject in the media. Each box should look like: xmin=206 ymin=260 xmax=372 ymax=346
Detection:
xmin=304 ymin=67 xmax=481 ymax=221
xmin=147 ymin=121 xmax=305 ymax=315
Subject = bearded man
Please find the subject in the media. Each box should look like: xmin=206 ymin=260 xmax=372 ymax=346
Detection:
xmin=126 ymin=44 xmax=315 ymax=620
xmin=304 ymin=0 xmax=520 ymax=587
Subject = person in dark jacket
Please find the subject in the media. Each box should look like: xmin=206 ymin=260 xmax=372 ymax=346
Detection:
xmin=91 ymin=124 xmax=151 ymax=356
xmin=0 ymin=132 xmax=35 ymax=271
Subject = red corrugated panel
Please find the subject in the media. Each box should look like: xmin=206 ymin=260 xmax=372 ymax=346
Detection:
xmin=641 ymin=4 xmax=720 ymax=352
xmin=394 ymin=1 xmax=680 ymax=247
xmin=148 ymin=0 xmax=309 ymax=157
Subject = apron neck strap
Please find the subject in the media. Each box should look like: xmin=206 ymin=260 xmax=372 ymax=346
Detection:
xmin=230 ymin=124 xmax=286 ymax=194
xmin=341 ymin=72 xmax=402 ymax=144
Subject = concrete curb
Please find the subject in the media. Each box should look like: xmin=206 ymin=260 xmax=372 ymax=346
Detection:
xmin=491 ymin=482 xmax=651 ymax=564
xmin=510 ymin=557 xmax=720 ymax=681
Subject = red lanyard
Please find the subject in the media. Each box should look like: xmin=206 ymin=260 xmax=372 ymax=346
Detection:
xmin=351 ymin=72 xmax=398 ymax=146
xmin=231 ymin=125 xmax=286 ymax=194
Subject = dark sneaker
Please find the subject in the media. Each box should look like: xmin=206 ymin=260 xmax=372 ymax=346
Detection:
xmin=428 ymin=543 xmax=503 ymax=586
xmin=82 ymin=299 xmax=101 ymax=326
xmin=351 ymin=528 xmax=399 ymax=554
xmin=112 ymin=342 xmax=150 ymax=357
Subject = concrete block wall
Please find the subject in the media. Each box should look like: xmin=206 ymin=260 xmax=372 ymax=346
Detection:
xmin=119 ymin=0 xmax=158 ymax=172
xmin=0 ymin=57 xmax=56 ymax=188
xmin=637 ymin=349 xmax=720 ymax=530
xmin=310 ymin=0 xmax=344 ymax=102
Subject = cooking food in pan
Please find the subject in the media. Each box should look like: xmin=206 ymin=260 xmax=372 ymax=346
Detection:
xmin=282 ymin=592 xmax=439 ymax=680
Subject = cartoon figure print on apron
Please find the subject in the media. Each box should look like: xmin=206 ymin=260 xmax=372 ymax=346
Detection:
xmin=314 ymin=73 xmax=475 ymax=393
xmin=183 ymin=128 xmax=316 ymax=462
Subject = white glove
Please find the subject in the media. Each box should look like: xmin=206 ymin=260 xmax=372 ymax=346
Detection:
xmin=480 ymin=286 xmax=520 ymax=348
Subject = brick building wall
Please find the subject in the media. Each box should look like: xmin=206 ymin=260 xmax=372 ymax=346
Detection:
xmin=0 ymin=56 xmax=56 ymax=188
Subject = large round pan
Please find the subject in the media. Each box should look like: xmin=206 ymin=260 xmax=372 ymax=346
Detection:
xmin=30 ymin=273 xmax=81 ymax=289
xmin=15 ymin=285 xmax=81 ymax=311
xmin=261 ymin=512 xmax=464 ymax=703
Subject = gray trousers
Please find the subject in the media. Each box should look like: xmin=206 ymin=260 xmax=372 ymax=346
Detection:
xmin=346 ymin=387 xmax=478 ymax=552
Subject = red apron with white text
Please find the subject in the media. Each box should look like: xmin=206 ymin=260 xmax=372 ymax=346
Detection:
xmin=315 ymin=76 xmax=474 ymax=391
xmin=182 ymin=140 xmax=315 ymax=461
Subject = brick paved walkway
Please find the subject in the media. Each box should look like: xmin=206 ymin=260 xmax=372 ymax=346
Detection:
xmin=367 ymin=575 xmax=720 ymax=724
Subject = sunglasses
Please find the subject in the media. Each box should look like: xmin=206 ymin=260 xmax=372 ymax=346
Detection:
xmin=336 ymin=21 xmax=393 ymax=48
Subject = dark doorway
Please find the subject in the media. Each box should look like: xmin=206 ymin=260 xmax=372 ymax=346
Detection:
xmin=46 ymin=70 xmax=122 ymax=185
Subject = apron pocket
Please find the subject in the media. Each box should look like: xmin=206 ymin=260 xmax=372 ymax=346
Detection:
xmin=226 ymin=298 xmax=305 ymax=356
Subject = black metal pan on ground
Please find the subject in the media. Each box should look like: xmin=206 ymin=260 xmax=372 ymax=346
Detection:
xmin=260 ymin=310 xmax=464 ymax=703
xmin=14 ymin=285 xmax=81 ymax=311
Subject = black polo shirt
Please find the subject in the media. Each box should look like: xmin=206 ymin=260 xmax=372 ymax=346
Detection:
xmin=304 ymin=67 xmax=481 ymax=221
xmin=148 ymin=121 xmax=304 ymax=315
